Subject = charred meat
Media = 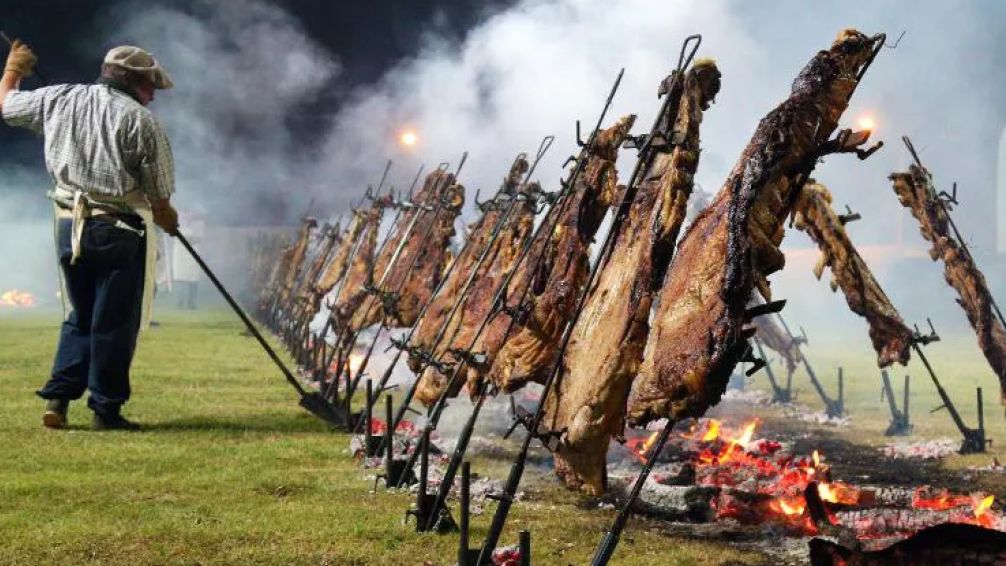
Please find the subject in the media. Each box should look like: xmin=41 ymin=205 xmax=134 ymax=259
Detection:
xmin=891 ymin=164 xmax=1006 ymax=402
xmin=791 ymin=181 xmax=912 ymax=366
xmin=544 ymin=61 xmax=722 ymax=496
xmin=628 ymin=29 xmax=882 ymax=426
xmin=477 ymin=115 xmax=636 ymax=395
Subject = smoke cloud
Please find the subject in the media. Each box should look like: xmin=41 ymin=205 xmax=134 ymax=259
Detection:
xmin=4 ymin=0 xmax=1006 ymax=376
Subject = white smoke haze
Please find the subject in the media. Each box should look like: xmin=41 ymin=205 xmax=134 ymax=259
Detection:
xmin=4 ymin=0 xmax=1006 ymax=383
xmin=96 ymin=0 xmax=342 ymax=222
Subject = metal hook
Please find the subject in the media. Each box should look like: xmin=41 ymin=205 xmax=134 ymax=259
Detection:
xmin=676 ymin=34 xmax=702 ymax=75
xmin=938 ymin=181 xmax=959 ymax=207
xmin=856 ymin=33 xmax=887 ymax=82
xmin=902 ymin=136 xmax=923 ymax=169
xmin=521 ymin=135 xmax=556 ymax=186
xmin=884 ymin=31 xmax=906 ymax=49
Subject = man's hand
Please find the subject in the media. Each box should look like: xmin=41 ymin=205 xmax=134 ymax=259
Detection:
xmin=150 ymin=198 xmax=179 ymax=236
xmin=4 ymin=39 xmax=36 ymax=77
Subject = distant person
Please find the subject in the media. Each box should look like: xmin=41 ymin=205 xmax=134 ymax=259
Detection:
xmin=172 ymin=208 xmax=205 ymax=309
xmin=0 ymin=40 xmax=179 ymax=430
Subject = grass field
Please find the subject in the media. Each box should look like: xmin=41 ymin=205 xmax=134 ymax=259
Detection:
xmin=0 ymin=308 xmax=769 ymax=566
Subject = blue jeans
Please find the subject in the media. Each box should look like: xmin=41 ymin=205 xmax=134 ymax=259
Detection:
xmin=37 ymin=217 xmax=146 ymax=416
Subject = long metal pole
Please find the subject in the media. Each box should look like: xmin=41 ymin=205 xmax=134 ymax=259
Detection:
xmin=176 ymin=231 xmax=308 ymax=396
xmin=380 ymin=141 xmax=556 ymax=451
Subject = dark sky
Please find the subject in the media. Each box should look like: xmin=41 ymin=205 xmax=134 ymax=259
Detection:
xmin=0 ymin=0 xmax=515 ymax=172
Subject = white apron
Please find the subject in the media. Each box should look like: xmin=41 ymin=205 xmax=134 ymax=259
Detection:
xmin=52 ymin=188 xmax=158 ymax=332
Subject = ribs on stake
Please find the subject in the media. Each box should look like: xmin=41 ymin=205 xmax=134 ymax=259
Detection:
xmin=891 ymin=142 xmax=1006 ymax=408
xmin=596 ymin=29 xmax=886 ymax=566
xmin=544 ymin=58 xmax=721 ymax=497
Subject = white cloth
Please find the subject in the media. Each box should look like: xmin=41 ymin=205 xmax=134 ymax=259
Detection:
xmin=172 ymin=218 xmax=204 ymax=282
xmin=52 ymin=187 xmax=158 ymax=332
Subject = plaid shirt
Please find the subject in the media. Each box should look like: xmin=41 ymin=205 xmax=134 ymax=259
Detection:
xmin=2 ymin=84 xmax=174 ymax=208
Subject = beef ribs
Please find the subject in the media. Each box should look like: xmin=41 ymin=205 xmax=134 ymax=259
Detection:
xmin=544 ymin=61 xmax=721 ymax=496
xmin=314 ymin=209 xmax=368 ymax=298
xmin=891 ymin=164 xmax=1006 ymax=403
xmin=413 ymin=178 xmax=540 ymax=407
xmin=628 ymin=29 xmax=883 ymax=426
xmin=408 ymin=157 xmax=530 ymax=370
xmin=351 ymin=169 xmax=464 ymax=331
xmin=476 ymin=115 xmax=637 ymax=395
xmin=329 ymin=204 xmax=383 ymax=334
xmin=792 ymin=181 xmax=912 ymax=366
xmin=279 ymin=217 xmax=318 ymax=304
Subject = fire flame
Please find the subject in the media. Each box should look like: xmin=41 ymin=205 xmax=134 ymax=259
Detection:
xmin=0 ymin=290 xmax=35 ymax=308
xmin=974 ymin=495 xmax=995 ymax=518
xmin=701 ymin=420 xmax=721 ymax=442
xmin=629 ymin=416 xmax=1002 ymax=537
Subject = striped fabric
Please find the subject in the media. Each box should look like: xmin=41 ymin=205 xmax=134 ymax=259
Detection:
xmin=3 ymin=83 xmax=174 ymax=209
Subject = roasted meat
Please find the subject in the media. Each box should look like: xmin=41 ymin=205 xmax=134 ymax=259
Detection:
xmin=409 ymin=157 xmax=529 ymax=372
xmin=351 ymin=169 xmax=464 ymax=331
xmin=752 ymin=310 xmax=800 ymax=376
xmin=329 ymin=205 xmax=383 ymax=334
xmin=891 ymin=164 xmax=1006 ymax=403
xmin=478 ymin=115 xmax=636 ymax=395
xmin=314 ymin=209 xmax=368 ymax=298
xmin=278 ymin=217 xmax=317 ymax=304
xmin=792 ymin=181 xmax=912 ymax=366
xmin=541 ymin=62 xmax=721 ymax=495
xmin=295 ymin=222 xmax=341 ymax=307
xmin=413 ymin=175 xmax=540 ymax=407
xmin=628 ymin=29 xmax=882 ymax=426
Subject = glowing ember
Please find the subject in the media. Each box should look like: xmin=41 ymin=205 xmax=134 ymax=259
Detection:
xmin=913 ymin=488 xmax=974 ymax=511
xmin=858 ymin=114 xmax=876 ymax=131
xmin=0 ymin=290 xmax=35 ymax=308
xmin=641 ymin=431 xmax=660 ymax=455
xmin=627 ymin=416 xmax=1004 ymax=539
xmin=400 ymin=131 xmax=418 ymax=146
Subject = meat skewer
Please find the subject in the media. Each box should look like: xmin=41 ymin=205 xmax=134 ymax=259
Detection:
xmin=308 ymin=165 xmax=425 ymax=382
xmin=408 ymin=155 xmax=532 ymax=374
xmin=388 ymin=141 xmax=561 ymax=486
xmin=594 ymin=30 xmax=887 ymax=566
xmin=627 ymin=29 xmax=885 ymax=428
xmin=268 ymin=216 xmax=317 ymax=324
xmin=352 ymin=168 xmax=464 ymax=331
xmin=752 ymin=310 xmax=801 ymax=377
xmin=545 ymin=59 xmax=722 ymax=496
xmin=410 ymin=155 xmax=539 ymax=404
xmin=791 ymin=181 xmax=913 ymax=366
xmin=891 ymin=138 xmax=1006 ymax=405
xmin=321 ymin=164 xmax=461 ymax=394
xmin=376 ymin=139 xmax=557 ymax=448
xmin=421 ymin=72 xmax=630 ymax=532
xmin=479 ymin=36 xmax=711 ymax=562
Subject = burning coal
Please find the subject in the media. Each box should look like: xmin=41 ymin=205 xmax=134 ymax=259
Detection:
xmin=0 ymin=290 xmax=35 ymax=308
xmin=616 ymin=418 xmax=1003 ymax=543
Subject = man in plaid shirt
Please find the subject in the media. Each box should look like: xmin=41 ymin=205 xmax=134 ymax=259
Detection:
xmin=1 ymin=39 xmax=180 ymax=430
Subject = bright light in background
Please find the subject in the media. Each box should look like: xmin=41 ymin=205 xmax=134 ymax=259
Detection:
xmin=400 ymin=131 xmax=418 ymax=147
xmin=858 ymin=115 xmax=876 ymax=131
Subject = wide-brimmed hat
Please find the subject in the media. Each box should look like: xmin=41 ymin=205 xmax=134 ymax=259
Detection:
xmin=104 ymin=45 xmax=173 ymax=89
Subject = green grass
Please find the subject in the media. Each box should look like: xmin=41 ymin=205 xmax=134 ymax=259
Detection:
xmin=0 ymin=309 xmax=764 ymax=566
